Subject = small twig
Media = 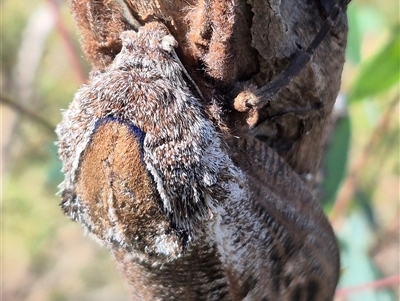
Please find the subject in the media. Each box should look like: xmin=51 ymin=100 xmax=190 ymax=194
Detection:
xmin=47 ymin=0 xmax=87 ymax=84
xmin=335 ymin=275 xmax=400 ymax=297
xmin=330 ymin=95 xmax=399 ymax=223
xmin=1 ymin=94 xmax=55 ymax=135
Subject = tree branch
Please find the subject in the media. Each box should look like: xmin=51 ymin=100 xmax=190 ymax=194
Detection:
xmin=335 ymin=275 xmax=400 ymax=297
xmin=1 ymin=94 xmax=55 ymax=135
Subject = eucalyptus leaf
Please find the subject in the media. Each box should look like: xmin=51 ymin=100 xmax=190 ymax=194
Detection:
xmin=349 ymin=30 xmax=400 ymax=101
xmin=346 ymin=5 xmax=361 ymax=64
xmin=321 ymin=114 xmax=351 ymax=210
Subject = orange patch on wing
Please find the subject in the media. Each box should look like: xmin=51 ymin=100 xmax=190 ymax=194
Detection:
xmin=76 ymin=120 xmax=166 ymax=247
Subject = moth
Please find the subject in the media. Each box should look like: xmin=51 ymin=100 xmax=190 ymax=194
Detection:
xmin=56 ymin=21 xmax=234 ymax=253
xmin=56 ymin=21 xmax=340 ymax=300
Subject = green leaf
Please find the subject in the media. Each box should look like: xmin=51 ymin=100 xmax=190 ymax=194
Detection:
xmin=346 ymin=5 xmax=362 ymax=64
xmin=346 ymin=4 xmax=386 ymax=65
xmin=321 ymin=115 xmax=351 ymax=210
xmin=349 ymin=30 xmax=400 ymax=101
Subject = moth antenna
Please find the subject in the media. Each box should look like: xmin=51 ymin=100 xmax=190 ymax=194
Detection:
xmin=171 ymin=50 xmax=207 ymax=103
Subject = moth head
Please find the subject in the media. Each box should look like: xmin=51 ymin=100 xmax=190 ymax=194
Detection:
xmin=160 ymin=34 xmax=178 ymax=53
xmin=119 ymin=22 xmax=177 ymax=55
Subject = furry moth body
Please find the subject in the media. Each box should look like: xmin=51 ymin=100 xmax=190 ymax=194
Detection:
xmin=57 ymin=21 xmax=339 ymax=300
xmin=56 ymin=22 xmax=234 ymax=252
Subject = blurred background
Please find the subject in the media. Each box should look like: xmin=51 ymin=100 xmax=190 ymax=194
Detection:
xmin=1 ymin=0 xmax=398 ymax=300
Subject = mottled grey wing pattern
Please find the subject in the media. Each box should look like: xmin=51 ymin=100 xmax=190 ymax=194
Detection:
xmin=227 ymin=134 xmax=340 ymax=300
